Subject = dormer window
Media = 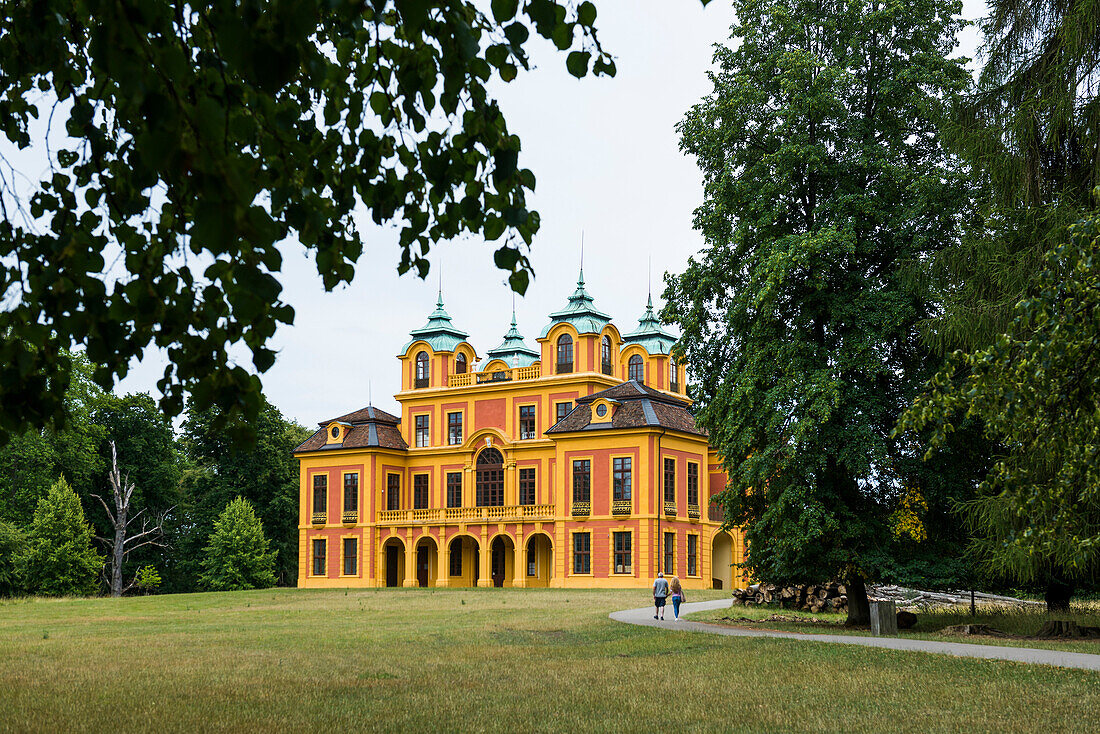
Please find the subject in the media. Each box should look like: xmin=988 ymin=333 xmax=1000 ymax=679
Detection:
xmin=415 ymin=351 xmax=429 ymax=388
xmin=628 ymin=354 xmax=644 ymax=383
xmin=456 ymin=353 xmax=467 ymax=374
xmin=596 ymin=404 xmax=608 ymax=418
xmin=590 ymin=398 xmax=616 ymax=424
xmin=330 ymin=426 xmax=339 ymax=439
xmin=326 ymin=423 xmax=347 ymax=444
xmin=556 ymin=334 xmax=573 ymax=374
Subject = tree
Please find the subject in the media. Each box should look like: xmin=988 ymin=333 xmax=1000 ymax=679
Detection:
xmin=173 ymin=396 xmax=308 ymax=590
xmin=199 ymin=497 xmax=277 ymax=591
xmin=664 ymin=0 xmax=971 ymax=624
xmin=0 ymin=0 xmax=616 ymax=445
xmin=898 ymin=210 xmax=1100 ymax=611
xmin=93 ymin=441 xmax=171 ymax=597
xmin=20 ymin=477 xmax=104 ymax=596
xmin=0 ymin=521 xmax=27 ymax=596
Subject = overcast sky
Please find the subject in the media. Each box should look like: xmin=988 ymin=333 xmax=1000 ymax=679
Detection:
xmin=96 ymin=0 xmax=985 ymax=428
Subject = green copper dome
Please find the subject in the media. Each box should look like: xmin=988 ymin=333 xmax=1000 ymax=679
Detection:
xmin=400 ymin=291 xmax=470 ymax=354
xmin=621 ymin=294 xmax=677 ymax=355
xmin=539 ymin=267 xmax=612 ymax=338
xmin=485 ymin=309 xmax=540 ymax=368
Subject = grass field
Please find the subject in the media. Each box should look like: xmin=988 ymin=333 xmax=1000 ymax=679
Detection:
xmin=2 ymin=589 xmax=1099 ymax=733
xmin=686 ymin=602 xmax=1100 ymax=654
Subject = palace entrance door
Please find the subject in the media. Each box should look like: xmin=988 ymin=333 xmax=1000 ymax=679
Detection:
xmin=417 ymin=546 xmax=429 ymax=587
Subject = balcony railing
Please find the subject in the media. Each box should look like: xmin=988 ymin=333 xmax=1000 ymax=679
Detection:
xmin=377 ymin=504 xmax=555 ymax=525
xmin=708 ymin=504 xmax=725 ymax=523
xmin=612 ymin=499 xmax=631 ymax=515
xmin=415 ymin=377 xmax=429 ymax=388
xmin=687 ymin=503 xmax=700 ymax=520
xmin=571 ymin=501 xmax=591 ymax=517
xmin=448 ymin=365 xmax=541 ymax=388
xmin=602 ymin=361 xmax=613 ymax=376
xmin=556 ymin=362 xmax=573 ymax=374
xmin=663 ymin=501 xmax=676 ymax=516
xmin=342 ymin=511 xmax=358 ymax=524
xmin=311 ymin=512 xmax=327 ymax=525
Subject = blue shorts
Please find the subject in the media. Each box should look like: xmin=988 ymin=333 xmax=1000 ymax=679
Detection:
xmin=654 ymin=596 xmax=667 ymax=607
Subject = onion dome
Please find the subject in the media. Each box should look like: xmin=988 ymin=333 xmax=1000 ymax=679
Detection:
xmin=539 ymin=266 xmax=612 ymax=337
xmin=621 ymin=294 xmax=677 ymax=355
xmin=400 ymin=290 xmax=470 ymax=354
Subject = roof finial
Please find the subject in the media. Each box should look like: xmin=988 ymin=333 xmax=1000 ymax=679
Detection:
xmin=511 ymin=291 xmax=517 ymax=327
xmin=437 ymin=269 xmax=443 ymax=308
xmin=578 ymin=231 xmax=585 ymax=285
xmin=368 ymin=379 xmax=372 ymax=406
xmin=648 ymin=254 xmax=652 ymax=303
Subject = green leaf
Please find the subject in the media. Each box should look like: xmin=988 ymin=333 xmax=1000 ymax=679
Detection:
xmin=566 ymin=51 xmax=590 ymax=78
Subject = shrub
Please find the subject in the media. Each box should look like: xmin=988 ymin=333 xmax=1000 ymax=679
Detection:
xmin=22 ymin=477 xmax=104 ymax=596
xmin=199 ymin=497 xmax=277 ymax=591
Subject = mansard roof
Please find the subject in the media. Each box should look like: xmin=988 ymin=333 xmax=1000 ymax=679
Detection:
xmin=539 ymin=267 xmax=612 ymax=338
xmin=621 ymin=294 xmax=678 ymax=355
xmin=485 ymin=309 xmax=539 ymax=368
xmin=400 ymin=292 xmax=470 ymax=354
xmin=294 ymin=405 xmax=407 ymax=453
xmin=546 ymin=380 xmax=704 ymax=436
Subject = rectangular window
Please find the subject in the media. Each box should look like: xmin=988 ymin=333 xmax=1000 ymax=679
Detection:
xmin=687 ymin=535 xmax=698 ymax=576
xmin=555 ymin=402 xmax=572 ymax=423
xmin=613 ymin=457 xmax=632 ymax=501
xmin=415 ymin=414 xmax=430 ymax=447
xmin=572 ymin=459 xmax=591 ymax=503
xmin=664 ymin=458 xmax=676 ymax=504
xmin=573 ymin=533 xmax=591 ymax=574
xmin=519 ymin=467 xmax=536 ymax=505
xmin=664 ymin=532 xmax=675 ymax=575
xmin=312 ymin=538 xmax=326 ymax=576
xmin=312 ymin=474 xmax=327 ymax=515
xmin=450 ymin=544 xmax=462 ymax=576
xmin=687 ymin=462 xmax=699 ymax=506
xmin=448 ymin=412 xmax=463 ymax=445
xmin=343 ymin=537 xmax=357 ymax=576
xmin=413 ymin=474 xmax=429 ymax=509
xmin=446 ymin=472 xmax=462 ymax=508
xmin=386 ymin=473 xmax=400 ymax=511
xmin=343 ymin=473 xmax=359 ymax=515
xmin=613 ymin=532 xmax=632 ymax=574
xmin=519 ymin=405 xmax=536 ymax=440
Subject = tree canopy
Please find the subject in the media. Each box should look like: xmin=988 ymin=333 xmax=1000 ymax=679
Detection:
xmin=0 ymin=0 xmax=616 ymax=442
xmin=200 ymin=496 xmax=277 ymax=591
xmin=664 ymin=0 xmax=972 ymax=620
xmin=20 ymin=476 xmax=104 ymax=596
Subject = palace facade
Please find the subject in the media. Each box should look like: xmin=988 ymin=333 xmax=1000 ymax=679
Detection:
xmin=294 ymin=270 xmax=747 ymax=589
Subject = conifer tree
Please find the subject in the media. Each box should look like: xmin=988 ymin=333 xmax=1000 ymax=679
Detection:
xmin=199 ymin=497 xmax=277 ymax=592
xmin=21 ymin=477 xmax=104 ymax=596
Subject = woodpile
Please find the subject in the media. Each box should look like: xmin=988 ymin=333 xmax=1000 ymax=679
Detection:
xmin=731 ymin=582 xmax=849 ymax=614
xmin=867 ymin=585 xmax=1042 ymax=610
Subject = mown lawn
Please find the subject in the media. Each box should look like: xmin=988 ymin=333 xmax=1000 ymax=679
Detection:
xmin=1 ymin=588 xmax=1098 ymax=733
xmin=687 ymin=601 xmax=1100 ymax=655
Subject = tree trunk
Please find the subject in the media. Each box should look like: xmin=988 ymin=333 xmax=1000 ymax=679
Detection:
xmin=110 ymin=504 xmax=127 ymax=598
xmin=845 ymin=575 xmax=871 ymax=627
xmin=1044 ymin=578 xmax=1074 ymax=613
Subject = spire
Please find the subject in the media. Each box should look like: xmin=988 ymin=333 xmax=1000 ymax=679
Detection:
xmin=487 ymin=298 xmax=539 ymax=367
xmin=541 ymin=254 xmax=611 ymax=338
xmin=622 ymin=293 xmax=677 ymax=356
xmin=400 ymin=290 xmax=470 ymax=355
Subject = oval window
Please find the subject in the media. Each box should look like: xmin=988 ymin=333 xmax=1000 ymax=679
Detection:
xmin=596 ymin=404 xmax=608 ymax=417
xmin=330 ymin=426 xmax=340 ymax=439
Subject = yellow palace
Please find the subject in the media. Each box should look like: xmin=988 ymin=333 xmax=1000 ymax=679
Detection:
xmin=294 ymin=270 xmax=747 ymax=589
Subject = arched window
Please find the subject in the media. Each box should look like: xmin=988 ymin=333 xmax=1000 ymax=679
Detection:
xmin=556 ymin=334 xmax=573 ymax=374
xmin=601 ymin=335 xmax=612 ymax=375
xmin=670 ymin=357 xmax=679 ymax=392
xmin=415 ymin=351 xmax=429 ymax=388
xmin=628 ymin=354 xmax=644 ymax=383
xmin=456 ymin=353 xmax=467 ymax=374
xmin=476 ymin=448 xmax=504 ymax=506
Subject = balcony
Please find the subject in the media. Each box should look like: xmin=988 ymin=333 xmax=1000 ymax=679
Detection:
xmin=571 ymin=501 xmax=591 ymax=517
xmin=448 ymin=365 xmax=541 ymax=388
xmin=708 ymin=504 xmax=725 ymax=523
xmin=687 ymin=503 xmax=700 ymax=520
xmin=342 ymin=511 xmax=358 ymax=524
xmin=377 ymin=503 xmax=555 ymax=525
xmin=415 ymin=377 xmax=429 ymax=389
xmin=612 ymin=499 xmax=631 ymax=516
xmin=663 ymin=501 xmax=676 ymax=516
xmin=311 ymin=512 xmax=327 ymax=525
xmin=602 ymin=362 xmax=613 ymax=376
xmin=556 ymin=362 xmax=573 ymax=375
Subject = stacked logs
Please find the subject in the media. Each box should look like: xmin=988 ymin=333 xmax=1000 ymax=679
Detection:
xmin=731 ymin=582 xmax=848 ymax=614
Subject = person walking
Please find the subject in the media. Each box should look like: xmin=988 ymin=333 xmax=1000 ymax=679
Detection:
xmin=670 ymin=576 xmax=686 ymax=620
xmin=653 ymin=572 xmax=669 ymax=620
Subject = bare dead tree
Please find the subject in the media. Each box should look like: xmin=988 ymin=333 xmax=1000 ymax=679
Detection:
xmin=93 ymin=441 xmax=171 ymax=597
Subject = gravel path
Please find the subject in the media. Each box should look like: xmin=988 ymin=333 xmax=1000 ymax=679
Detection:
xmin=610 ymin=598 xmax=1100 ymax=672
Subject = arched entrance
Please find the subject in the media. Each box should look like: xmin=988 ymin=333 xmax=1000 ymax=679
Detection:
xmin=447 ymin=535 xmax=480 ymax=588
xmin=711 ymin=532 xmax=733 ymax=590
xmin=415 ymin=536 xmax=439 ymax=588
xmin=476 ymin=448 xmax=504 ymax=506
xmin=524 ymin=533 xmax=552 ymax=588
xmin=382 ymin=537 xmax=406 ymax=588
xmin=490 ymin=534 xmax=515 ymax=587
